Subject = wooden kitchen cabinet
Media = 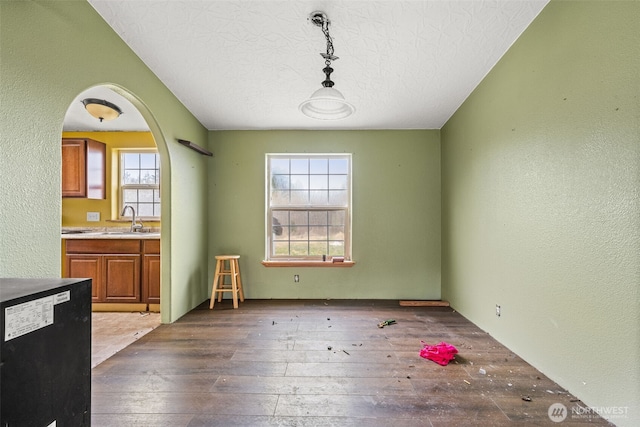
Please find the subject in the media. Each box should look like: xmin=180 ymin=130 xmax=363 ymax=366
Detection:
xmin=67 ymin=255 xmax=102 ymax=301
xmin=65 ymin=239 xmax=141 ymax=304
xmin=62 ymin=138 xmax=106 ymax=199
xmin=104 ymin=255 xmax=141 ymax=302
xmin=142 ymin=240 xmax=161 ymax=305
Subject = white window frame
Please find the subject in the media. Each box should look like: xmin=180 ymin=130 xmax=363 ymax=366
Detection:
xmin=265 ymin=153 xmax=352 ymax=261
xmin=119 ymin=149 xmax=161 ymax=220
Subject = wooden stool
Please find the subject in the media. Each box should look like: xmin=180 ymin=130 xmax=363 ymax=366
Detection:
xmin=209 ymin=255 xmax=244 ymax=309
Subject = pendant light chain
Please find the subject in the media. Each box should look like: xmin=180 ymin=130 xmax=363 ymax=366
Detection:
xmin=319 ymin=15 xmax=338 ymax=88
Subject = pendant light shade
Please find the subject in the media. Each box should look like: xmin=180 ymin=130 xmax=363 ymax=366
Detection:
xmin=82 ymin=98 xmax=122 ymax=122
xmin=299 ymin=87 xmax=355 ymax=120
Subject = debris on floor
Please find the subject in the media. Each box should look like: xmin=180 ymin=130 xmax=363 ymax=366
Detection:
xmin=377 ymin=319 xmax=396 ymax=328
xmin=522 ymin=396 xmax=532 ymax=402
xmin=419 ymin=341 xmax=458 ymax=366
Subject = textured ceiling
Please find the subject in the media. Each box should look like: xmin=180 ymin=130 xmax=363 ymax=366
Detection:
xmin=75 ymin=0 xmax=549 ymax=131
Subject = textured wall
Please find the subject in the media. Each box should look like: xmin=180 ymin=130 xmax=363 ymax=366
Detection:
xmin=0 ymin=1 xmax=210 ymax=323
xmin=208 ymin=130 xmax=441 ymax=300
xmin=441 ymin=1 xmax=639 ymax=424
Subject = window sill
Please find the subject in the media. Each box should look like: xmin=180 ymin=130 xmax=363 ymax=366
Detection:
xmin=262 ymin=260 xmax=355 ymax=268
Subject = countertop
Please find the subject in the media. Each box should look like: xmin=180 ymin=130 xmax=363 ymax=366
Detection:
xmin=61 ymin=228 xmax=160 ymax=240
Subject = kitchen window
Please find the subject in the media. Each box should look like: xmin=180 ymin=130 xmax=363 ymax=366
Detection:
xmin=120 ymin=150 xmax=160 ymax=220
xmin=265 ymin=154 xmax=352 ymax=265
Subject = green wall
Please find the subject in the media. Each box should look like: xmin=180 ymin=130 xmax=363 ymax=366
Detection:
xmin=0 ymin=1 xmax=210 ymax=323
xmin=441 ymin=1 xmax=639 ymax=424
xmin=208 ymin=130 xmax=441 ymax=300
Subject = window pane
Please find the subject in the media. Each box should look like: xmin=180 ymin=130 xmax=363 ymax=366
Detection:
xmin=140 ymin=153 xmax=156 ymax=169
xmin=329 ymin=190 xmax=348 ymax=205
xmin=138 ymin=189 xmax=153 ymax=202
xmin=329 ymin=226 xmax=345 ymax=240
xmin=271 ymin=158 xmax=289 ymax=175
xmin=273 ymin=211 xmax=289 ymax=225
xmin=272 ymin=190 xmax=289 ymax=205
xmin=290 ymin=190 xmax=309 ymax=205
xmin=329 ymin=175 xmax=347 ymax=190
xmin=309 ymin=226 xmax=328 ymax=240
xmin=290 ymin=175 xmax=308 ymax=190
xmin=290 ymin=211 xmax=308 ymax=225
xmin=309 ymin=190 xmax=328 ymax=205
xmin=309 ymin=158 xmax=328 ymax=174
xmin=329 ymin=158 xmax=348 ymax=174
xmin=274 ymin=241 xmax=289 ymax=256
xmin=309 ymin=211 xmax=327 ymax=225
xmin=153 ymin=202 xmax=161 ymax=217
xmin=310 ymin=175 xmax=328 ymax=190
xmin=154 ymin=189 xmax=161 ymax=202
xmin=309 ymin=241 xmax=327 ymax=255
xmin=123 ymin=170 xmax=140 ymax=184
xmin=138 ymin=204 xmax=154 ymax=217
xmin=328 ymin=241 xmax=345 ymax=256
xmin=291 ymin=159 xmax=308 ymax=174
xmin=290 ymin=226 xmax=308 ymax=240
xmin=123 ymin=189 xmax=137 ymax=203
xmin=290 ymin=242 xmax=308 ymax=256
xmin=328 ymin=211 xmax=345 ymax=225
xmin=271 ymin=175 xmax=290 ymax=190
xmin=140 ymin=170 xmax=157 ymax=184
xmin=123 ymin=153 xmax=139 ymax=169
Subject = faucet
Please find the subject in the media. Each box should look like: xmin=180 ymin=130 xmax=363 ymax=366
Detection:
xmin=121 ymin=205 xmax=143 ymax=233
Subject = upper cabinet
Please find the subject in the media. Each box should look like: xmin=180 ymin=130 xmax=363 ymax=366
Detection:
xmin=62 ymin=138 xmax=106 ymax=199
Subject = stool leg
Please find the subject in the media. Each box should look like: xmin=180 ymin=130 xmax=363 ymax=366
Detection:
xmin=235 ymin=259 xmax=245 ymax=302
xmin=209 ymin=260 xmax=222 ymax=309
xmin=218 ymin=259 xmax=227 ymax=302
xmin=230 ymin=259 xmax=239 ymax=309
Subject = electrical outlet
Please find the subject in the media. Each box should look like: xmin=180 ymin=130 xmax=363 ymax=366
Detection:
xmin=294 ymin=274 xmax=299 ymax=283
xmin=496 ymin=304 xmax=501 ymax=317
xmin=87 ymin=212 xmax=100 ymax=222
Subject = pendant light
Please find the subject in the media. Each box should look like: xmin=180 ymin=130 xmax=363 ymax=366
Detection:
xmin=299 ymin=11 xmax=355 ymax=120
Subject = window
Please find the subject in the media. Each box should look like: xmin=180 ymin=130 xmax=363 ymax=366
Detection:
xmin=120 ymin=151 xmax=160 ymax=219
xmin=266 ymin=154 xmax=352 ymax=261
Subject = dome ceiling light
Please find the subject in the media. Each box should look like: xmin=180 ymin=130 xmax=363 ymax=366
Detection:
xmin=299 ymin=11 xmax=355 ymax=120
xmin=81 ymin=98 xmax=122 ymax=122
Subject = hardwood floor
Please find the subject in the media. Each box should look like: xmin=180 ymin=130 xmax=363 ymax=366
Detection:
xmin=91 ymin=300 xmax=612 ymax=426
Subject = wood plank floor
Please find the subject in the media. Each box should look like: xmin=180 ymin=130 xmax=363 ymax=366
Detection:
xmin=91 ymin=300 xmax=612 ymax=426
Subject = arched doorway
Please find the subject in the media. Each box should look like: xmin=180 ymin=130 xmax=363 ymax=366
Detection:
xmin=61 ymin=84 xmax=171 ymax=366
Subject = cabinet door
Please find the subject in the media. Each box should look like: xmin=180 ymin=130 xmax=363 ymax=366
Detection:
xmin=85 ymin=139 xmax=106 ymax=199
xmin=66 ymin=255 xmax=103 ymax=302
xmin=143 ymin=254 xmax=161 ymax=304
xmin=104 ymin=255 xmax=141 ymax=302
xmin=61 ymin=140 xmax=87 ymax=197
xmin=61 ymin=138 xmax=106 ymax=199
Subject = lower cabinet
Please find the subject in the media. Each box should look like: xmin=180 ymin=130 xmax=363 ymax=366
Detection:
xmin=104 ymin=255 xmax=140 ymax=302
xmin=142 ymin=240 xmax=161 ymax=305
xmin=65 ymin=239 xmax=159 ymax=306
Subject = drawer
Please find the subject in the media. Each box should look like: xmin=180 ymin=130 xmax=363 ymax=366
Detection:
xmin=66 ymin=239 xmax=141 ymax=254
xmin=143 ymin=240 xmax=160 ymax=254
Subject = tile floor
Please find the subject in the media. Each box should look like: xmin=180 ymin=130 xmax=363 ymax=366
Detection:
xmin=91 ymin=311 xmax=161 ymax=368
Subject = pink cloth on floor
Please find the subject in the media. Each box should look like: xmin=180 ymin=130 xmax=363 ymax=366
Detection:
xmin=419 ymin=341 xmax=458 ymax=366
